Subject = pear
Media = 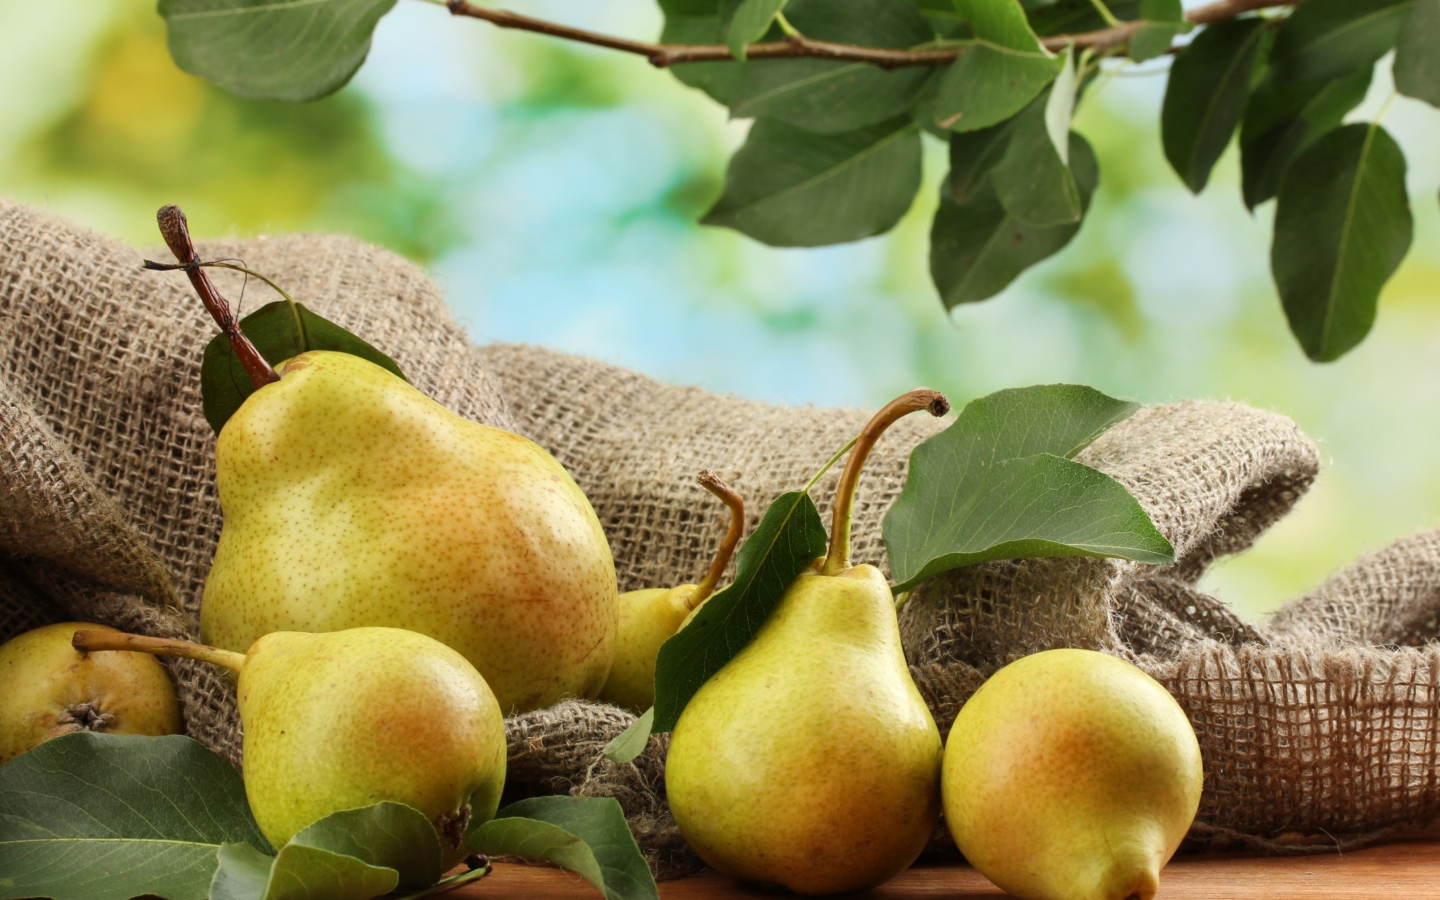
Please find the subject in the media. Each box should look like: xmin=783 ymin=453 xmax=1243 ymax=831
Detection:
xmin=0 ymin=623 xmax=181 ymax=763
xmin=665 ymin=389 xmax=951 ymax=895
xmin=598 ymin=471 xmax=743 ymax=712
xmin=155 ymin=206 xmax=617 ymax=714
xmin=73 ymin=626 xmax=506 ymax=864
xmin=942 ymin=649 xmax=1203 ymax=900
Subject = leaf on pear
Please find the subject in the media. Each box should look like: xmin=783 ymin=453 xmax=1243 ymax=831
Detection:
xmin=930 ymin=132 xmax=1099 ymax=307
xmin=0 ymin=733 xmax=268 ymax=900
xmin=1239 ymin=65 xmax=1373 ymax=209
xmin=1271 ymin=123 xmax=1413 ymax=362
xmin=1161 ymin=17 xmax=1266 ymax=194
xmin=727 ymin=0 xmax=933 ymax=133
xmin=702 ymin=116 xmax=922 ymax=246
xmin=884 ymin=384 xmax=1174 ymax=592
xmin=201 ymin=299 xmax=407 ymax=435
xmin=651 ymin=489 xmax=828 ymax=732
xmin=1395 ymin=0 xmax=1440 ymax=107
xmin=159 ymin=0 xmax=398 ymax=101
xmin=1268 ymin=0 xmax=1413 ymax=83
xmin=469 ymin=797 xmax=658 ymax=900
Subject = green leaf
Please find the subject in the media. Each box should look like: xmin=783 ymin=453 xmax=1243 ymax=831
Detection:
xmin=947 ymin=119 xmax=1020 ymax=203
xmin=1129 ymin=0 xmax=1185 ymax=61
xmin=702 ymin=116 xmax=922 ymax=246
xmin=1028 ymin=0 xmax=1141 ymax=36
xmin=1395 ymin=0 xmax=1440 ymax=106
xmin=1240 ymin=66 xmax=1372 ymax=208
xmin=1272 ymin=123 xmax=1413 ymax=362
xmin=931 ymin=132 xmax=1098 ymax=306
xmin=729 ymin=0 xmax=934 ymax=133
xmin=470 ymin=797 xmax=658 ymax=900
xmin=930 ymin=42 xmax=1063 ymax=132
xmin=1269 ymin=0 xmax=1413 ymax=83
xmin=602 ymin=707 xmax=654 ymax=765
xmin=209 ymin=842 xmax=396 ymax=900
xmin=726 ymin=0 xmax=787 ymax=59
xmin=159 ymin=0 xmax=397 ymax=102
xmin=884 ymin=385 xmax=1173 ymax=591
xmin=991 ymin=61 xmax=1080 ymax=227
xmin=651 ymin=489 xmax=828 ymax=732
xmin=1161 ymin=18 xmax=1266 ymax=194
xmin=954 ymin=0 xmax=1050 ymax=49
xmin=0 ymin=733 xmax=268 ymax=900
xmin=661 ymin=0 xmax=745 ymax=103
xmin=201 ymin=299 xmax=407 ymax=435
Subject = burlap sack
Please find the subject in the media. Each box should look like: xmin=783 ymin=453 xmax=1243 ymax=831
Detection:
xmin=3 ymin=199 xmax=1438 ymax=880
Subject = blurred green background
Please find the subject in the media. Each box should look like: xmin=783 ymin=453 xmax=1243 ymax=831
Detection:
xmin=4 ymin=0 xmax=1438 ymax=619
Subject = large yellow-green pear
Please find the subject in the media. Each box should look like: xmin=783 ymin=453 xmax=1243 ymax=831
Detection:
xmin=74 ymin=626 xmax=506 ymax=865
xmin=0 ymin=623 xmax=181 ymax=763
xmin=665 ymin=390 xmax=950 ymax=895
xmin=598 ymin=472 xmax=743 ymax=712
xmin=200 ymin=350 xmax=618 ymax=714
xmin=943 ymin=649 xmax=1203 ymax=900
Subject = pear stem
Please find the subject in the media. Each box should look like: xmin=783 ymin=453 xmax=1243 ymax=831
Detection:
xmin=821 ymin=388 xmax=950 ymax=577
xmin=690 ymin=470 xmax=745 ymax=608
xmin=72 ymin=630 xmax=247 ymax=674
xmin=155 ymin=204 xmax=279 ymax=391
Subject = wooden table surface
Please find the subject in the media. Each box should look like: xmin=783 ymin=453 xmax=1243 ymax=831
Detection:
xmin=464 ymin=827 xmax=1440 ymax=899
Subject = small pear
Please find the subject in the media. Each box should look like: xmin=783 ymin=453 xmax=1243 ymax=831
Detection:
xmin=598 ymin=471 xmax=743 ymax=712
xmin=666 ymin=389 xmax=951 ymax=895
xmin=943 ymin=649 xmax=1203 ymax=900
xmin=155 ymin=206 xmax=618 ymax=716
xmin=74 ymin=627 xmax=505 ymax=865
xmin=0 ymin=623 xmax=181 ymax=763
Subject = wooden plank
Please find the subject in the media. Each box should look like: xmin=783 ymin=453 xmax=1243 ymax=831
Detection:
xmin=461 ymin=837 xmax=1440 ymax=899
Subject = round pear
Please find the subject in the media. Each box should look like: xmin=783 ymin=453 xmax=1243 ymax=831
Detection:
xmin=943 ymin=649 xmax=1203 ymax=900
xmin=0 ymin=622 xmax=181 ymax=763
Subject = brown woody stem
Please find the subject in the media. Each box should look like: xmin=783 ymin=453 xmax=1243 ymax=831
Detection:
xmin=442 ymin=0 xmax=1298 ymax=67
xmin=73 ymin=630 xmax=247 ymax=673
xmin=155 ymin=205 xmax=279 ymax=391
xmin=690 ymin=470 xmax=745 ymax=608
xmin=822 ymin=389 xmax=950 ymax=577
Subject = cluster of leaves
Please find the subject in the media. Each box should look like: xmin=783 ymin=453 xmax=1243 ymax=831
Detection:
xmin=606 ymin=383 xmax=1174 ymax=760
xmin=0 ymin=733 xmax=657 ymax=900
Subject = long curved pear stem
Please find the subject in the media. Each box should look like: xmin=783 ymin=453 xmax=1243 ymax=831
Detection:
xmin=821 ymin=388 xmax=950 ymax=577
xmin=155 ymin=204 xmax=279 ymax=391
xmin=689 ymin=470 xmax=745 ymax=608
xmin=72 ymin=630 xmax=246 ymax=674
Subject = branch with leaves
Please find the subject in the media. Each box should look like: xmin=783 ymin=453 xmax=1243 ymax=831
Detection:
xmin=159 ymin=0 xmax=1436 ymax=362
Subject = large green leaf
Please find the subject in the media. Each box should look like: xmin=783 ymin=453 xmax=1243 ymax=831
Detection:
xmin=992 ymin=67 xmax=1081 ymax=227
xmin=729 ymin=0 xmax=934 ymax=133
xmin=930 ymin=132 xmax=1098 ymax=306
xmin=930 ymin=42 xmax=1062 ymax=132
xmin=1269 ymin=0 xmax=1413 ymax=83
xmin=884 ymin=385 xmax=1173 ymax=591
xmin=210 ymin=803 xmax=444 ymax=900
xmin=726 ymin=0 xmax=788 ymax=58
xmin=702 ymin=116 xmax=922 ymax=246
xmin=201 ymin=298 xmax=407 ymax=435
xmin=470 ymin=797 xmax=658 ymax=900
xmin=1161 ymin=18 xmax=1266 ymax=194
xmin=1395 ymin=0 xmax=1440 ymax=106
xmin=0 ymin=733 xmax=268 ymax=900
xmin=159 ymin=0 xmax=397 ymax=102
xmin=651 ymin=489 xmax=828 ymax=731
xmin=661 ymin=0 xmax=745 ymax=103
xmin=954 ymin=0 xmax=1050 ymax=48
xmin=947 ymin=119 xmax=1020 ymax=203
xmin=1272 ymin=123 xmax=1413 ymax=362
xmin=1240 ymin=66 xmax=1372 ymax=208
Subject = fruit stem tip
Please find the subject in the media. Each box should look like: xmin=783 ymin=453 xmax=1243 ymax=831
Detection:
xmin=822 ymin=388 xmax=949 ymax=576
xmin=691 ymin=470 xmax=745 ymax=607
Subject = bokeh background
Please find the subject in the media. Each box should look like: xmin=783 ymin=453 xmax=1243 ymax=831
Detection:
xmin=4 ymin=0 xmax=1438 ymax=619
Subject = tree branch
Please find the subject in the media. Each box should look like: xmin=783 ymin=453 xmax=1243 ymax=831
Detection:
xmin=444 ymin=0 xmax=1298 ymax=68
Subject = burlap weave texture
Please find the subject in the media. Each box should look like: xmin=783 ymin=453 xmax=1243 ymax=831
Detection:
xmin=3 ymin=198 xmax=1438 ymax=879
